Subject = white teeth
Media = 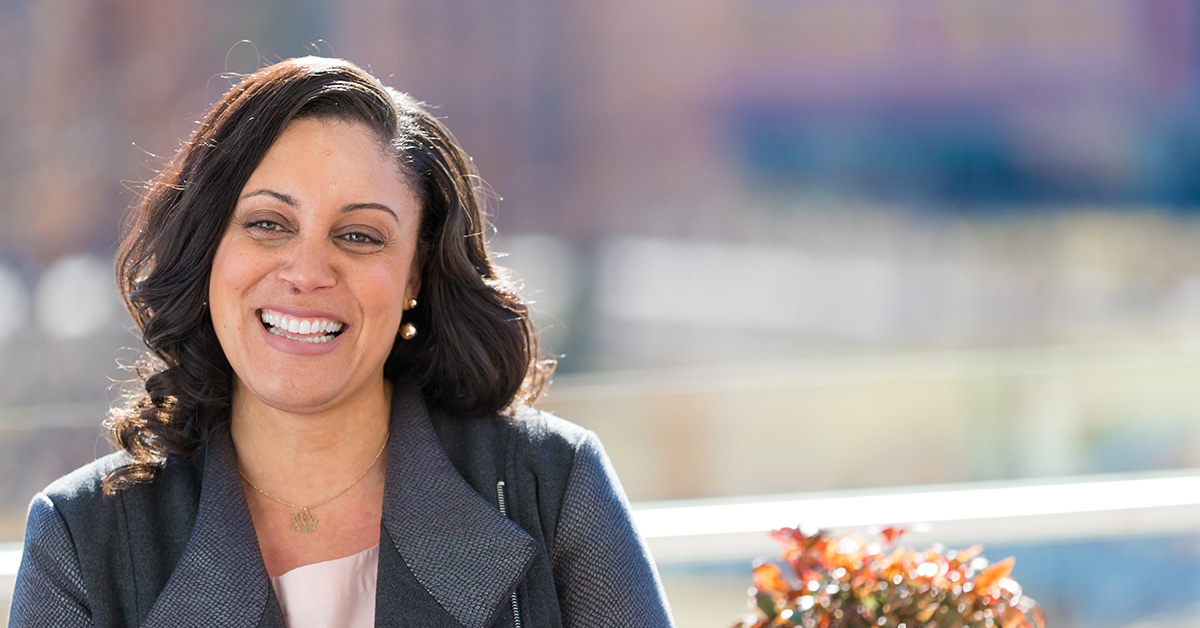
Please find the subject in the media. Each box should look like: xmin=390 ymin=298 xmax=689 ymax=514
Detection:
xmin=267 ymin=326 xmax=336 ymax=343
xmin=259 ymin=309 xmax=344 ymax=340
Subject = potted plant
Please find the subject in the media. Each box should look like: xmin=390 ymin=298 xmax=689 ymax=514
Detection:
xmin=734 ymin=526 xmax=1046 ymax=628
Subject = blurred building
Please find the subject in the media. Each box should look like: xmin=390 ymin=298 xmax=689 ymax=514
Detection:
xmin=4 ymin=1 xmax=1200 ymax=373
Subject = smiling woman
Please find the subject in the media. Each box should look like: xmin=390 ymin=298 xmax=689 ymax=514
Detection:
xmin=8 ymin=57 xmax=674 ymax=628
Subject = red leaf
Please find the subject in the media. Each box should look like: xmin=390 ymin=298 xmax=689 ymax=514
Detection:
xmin=879 ymin=526 xmax=906 ymax=545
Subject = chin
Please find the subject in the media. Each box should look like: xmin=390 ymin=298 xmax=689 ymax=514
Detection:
xmin=239 ymin=378 xmax=349 ymax=415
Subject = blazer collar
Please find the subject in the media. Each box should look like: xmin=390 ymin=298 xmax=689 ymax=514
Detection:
xmin=141 ymin=384 xmax=536 ymax=628
xmin=381 ymin=384 xmax=537 ymax=628
xmin=141 ymin=427 xmax=284 ymax=628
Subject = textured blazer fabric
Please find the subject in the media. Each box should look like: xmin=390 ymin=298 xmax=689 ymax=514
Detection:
xmin=9 ymin=384 xmax=676 ymax=627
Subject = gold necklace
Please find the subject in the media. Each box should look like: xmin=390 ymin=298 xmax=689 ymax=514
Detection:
xmin=238 ymin=433 xmax=389 ymax=533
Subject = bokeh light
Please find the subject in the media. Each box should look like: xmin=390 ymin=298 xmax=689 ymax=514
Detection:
xmin=0 ymin=265 xmax=29 ymax=344
xmin=34 ymin=255 xmax=116 ymax=340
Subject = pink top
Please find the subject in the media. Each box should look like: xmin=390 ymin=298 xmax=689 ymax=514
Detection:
xmin=270 ymin=545 xmax=379 ymax=628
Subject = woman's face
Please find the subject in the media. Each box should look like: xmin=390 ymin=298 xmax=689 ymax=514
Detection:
xmin=209 ymin=117 xmax=422 ymax=416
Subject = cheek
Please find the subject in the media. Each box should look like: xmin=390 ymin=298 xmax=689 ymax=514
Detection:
xmin=208 ymin=241 xmax=259 ymax=327
xmin=364 ymin=268 xmax=411 ymax=332
xmin=376 ymin=275 xmax=410 ymax=328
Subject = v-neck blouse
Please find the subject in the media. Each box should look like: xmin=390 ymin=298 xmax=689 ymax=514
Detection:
xmin=270 ymin=544 xmax=379 ymax=628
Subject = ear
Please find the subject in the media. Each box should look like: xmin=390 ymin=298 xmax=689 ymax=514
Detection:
xmin=406 ymin=244 xmax=426 ymax=302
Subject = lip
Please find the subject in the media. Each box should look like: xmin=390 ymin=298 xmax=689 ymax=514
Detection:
xmin=256 ymin=305 xmax=349 ymax=356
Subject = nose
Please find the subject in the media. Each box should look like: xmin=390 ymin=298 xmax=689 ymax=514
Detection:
xmin=276 ymin=238 xmax=337 ymax=293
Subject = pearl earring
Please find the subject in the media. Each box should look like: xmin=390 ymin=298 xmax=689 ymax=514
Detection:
xmin=400 ymin=322 xmax=417 ymax=340
xmin=405 ymin=298 xmax=418 ymax=309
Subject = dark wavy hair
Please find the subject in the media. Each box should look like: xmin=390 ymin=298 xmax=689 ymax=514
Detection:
xmin=105 ymin=56 xmax=552 ymax=493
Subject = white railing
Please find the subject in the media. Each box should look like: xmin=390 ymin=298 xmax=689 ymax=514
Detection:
xmin=0 ymin=544 xmax=18 ymax=577
xmin=637 ymin=469 xmax=1200 ymax=564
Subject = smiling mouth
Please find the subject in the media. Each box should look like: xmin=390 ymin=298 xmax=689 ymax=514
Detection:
xmin=259 ymin=309 xmax=346 ymax=344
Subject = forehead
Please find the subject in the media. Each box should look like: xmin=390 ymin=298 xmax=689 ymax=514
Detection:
xmin=263 ymin=117 xmax=392 ymax=164
xmin=244 ymin=117 xmax=413 ymax=199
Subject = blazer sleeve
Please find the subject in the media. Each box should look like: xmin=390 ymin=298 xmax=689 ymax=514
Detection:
xmin=550 ymin=431 xmax=675 ymax=628
xmin=8 ymin=494 xmax=92 ymax=628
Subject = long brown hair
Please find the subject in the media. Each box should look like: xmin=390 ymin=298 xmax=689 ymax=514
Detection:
xmin=105 ymin=56 xmax=552 ymax=493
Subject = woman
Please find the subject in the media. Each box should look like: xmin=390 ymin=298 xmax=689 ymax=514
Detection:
xmin=10 ymin=56 xmax=674 ymax=628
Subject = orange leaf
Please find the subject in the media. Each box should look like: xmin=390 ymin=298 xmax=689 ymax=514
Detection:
xmin=754 ymin=562 xmax=788 ymax=593
xmin=976 ymin=556 xmax=1015 ymax=593
xmin=771 ymin=526 xmax=810 ymax=549
xmin=951 ymin=545 xmax=984 ymax=567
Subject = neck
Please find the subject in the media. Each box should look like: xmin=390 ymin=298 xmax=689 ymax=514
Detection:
xmin=230 ymin=379 xmax=392 ymax=506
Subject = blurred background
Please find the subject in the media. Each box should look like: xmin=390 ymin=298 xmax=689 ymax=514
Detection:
xmin=4 ymin=0 xmax=1200 ymax=625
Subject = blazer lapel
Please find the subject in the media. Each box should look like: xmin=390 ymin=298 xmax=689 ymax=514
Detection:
xmin=378 ymin=386 xmax=537 ymax=628
xmin=142 ymin=429 xmax=283 ymax=628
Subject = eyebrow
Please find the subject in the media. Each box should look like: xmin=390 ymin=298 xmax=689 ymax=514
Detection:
xmin=239 ymin=189 xmax=399 ymax=222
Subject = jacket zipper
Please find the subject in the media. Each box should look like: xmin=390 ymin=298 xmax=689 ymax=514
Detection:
xmin=495 ymin=481 xmax=523 ymax=628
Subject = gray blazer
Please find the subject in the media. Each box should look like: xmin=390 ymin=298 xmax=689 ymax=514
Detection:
xmin=9 ymin=385 xmax=675 ymax=627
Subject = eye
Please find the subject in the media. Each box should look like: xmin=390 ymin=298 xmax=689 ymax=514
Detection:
xmin=339 ymin=231 xmax=382 ymax=245
xmin=239 ymin=215 xmax=293 ymax=242
xmin=246 ymin=219 xmax=284 ymax=232
xmin=334 ymin=227 xmax=387 ymax=251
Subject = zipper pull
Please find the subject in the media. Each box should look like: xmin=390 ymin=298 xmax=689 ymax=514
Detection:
xmin=495 ymin=481 xmax=523 ymax=628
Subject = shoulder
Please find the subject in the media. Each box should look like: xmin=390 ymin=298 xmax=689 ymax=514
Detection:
xmin=18 ymin=451 xmax=132 ymax=615
xmin=504 ymin=408 xmax=617 ymax=519
xmin=427 ymin=405 xmax=607 ymax=515
xmin=18 ymin=452 xmax=205 ymax=627
xmin=19 ymin=453 xmax=127 ymax=567
xmin=37 ymin=452 xmax=129 ymax=520
xmin=430 ymin=405 xmax=597 ymax=468
xmin=28 ymin=449 xmax=205 ymax=577
xmin=32 ymin=450 xmax=204 ymax=545
xmin=509 ymin=406 xmax=597 ymax=459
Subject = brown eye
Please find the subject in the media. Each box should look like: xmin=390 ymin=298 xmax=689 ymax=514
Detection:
xmin=244 ymin=219 xmax=287 ymax=232
xmin=335 ymin=226 xmax=386 ymax=249
xmin=340 ymin=231 xmax=381 ymax=245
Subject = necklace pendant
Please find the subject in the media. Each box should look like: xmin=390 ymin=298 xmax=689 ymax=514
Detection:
xmin=290 ymin=508 xmax=318 ymax=533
